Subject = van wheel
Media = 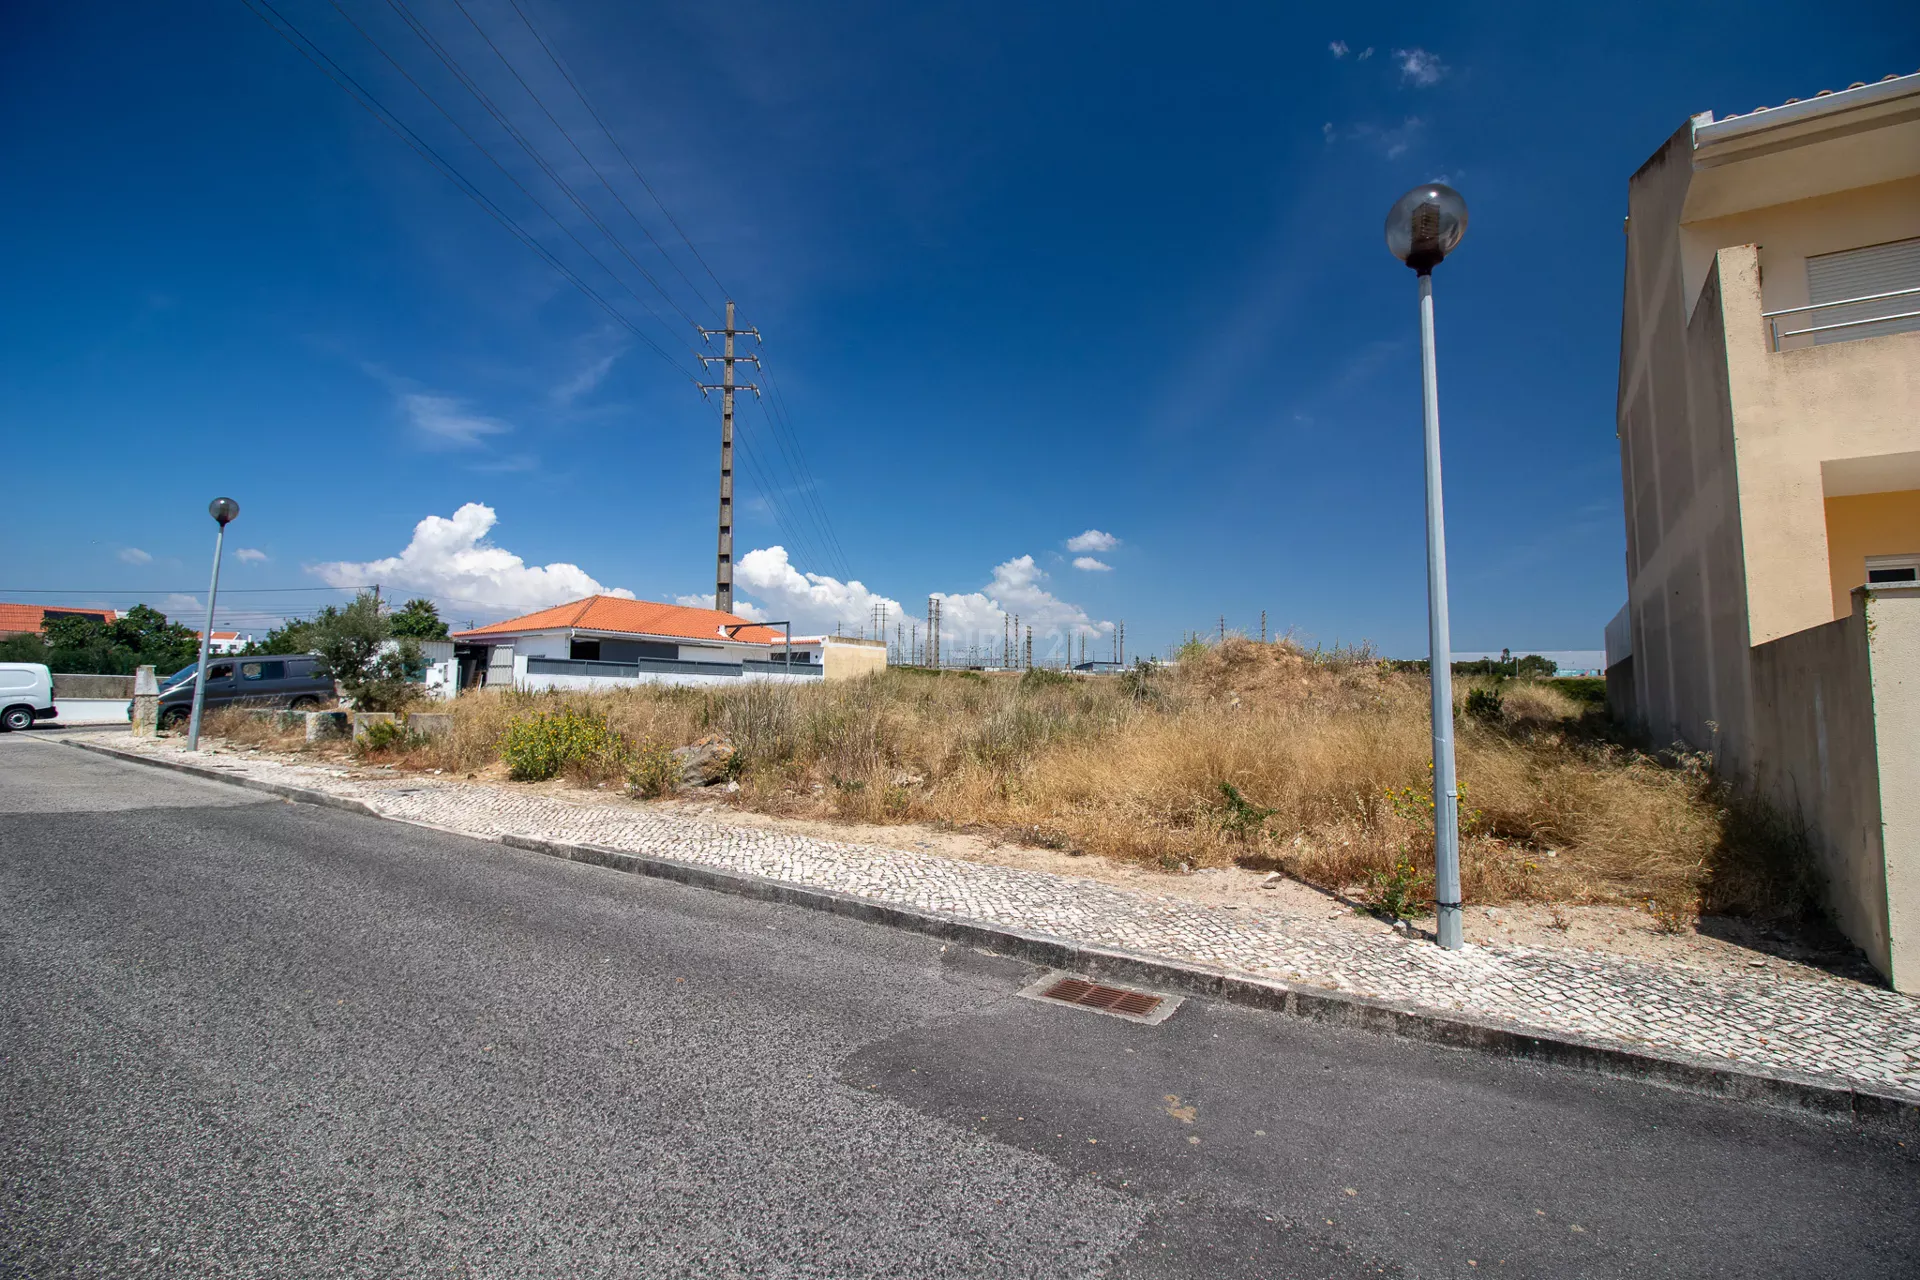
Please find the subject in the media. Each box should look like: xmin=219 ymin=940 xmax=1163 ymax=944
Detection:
xmin=1 ymin=705 xmax=34 ymax=732
xmin=289 ymin=696 xmax=319 ymax=711
xmin=158 ymin=706 xmax=190 ymax=732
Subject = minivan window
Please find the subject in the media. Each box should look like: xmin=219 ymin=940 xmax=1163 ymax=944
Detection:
xmin=207 ymin=662 xmax=236 ymax=682
xmin=242 ymin=660 xmax=286 ymax=681
xmin=161 ymin=664 xmax=197 ymax=690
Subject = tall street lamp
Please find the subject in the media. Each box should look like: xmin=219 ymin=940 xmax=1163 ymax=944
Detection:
xmin=1385 ymin=182 xmax=1468 ymax=950
xmin=187 ymin=497 xmax=240 ymax=752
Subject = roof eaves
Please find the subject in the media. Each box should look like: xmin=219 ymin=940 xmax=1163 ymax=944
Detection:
xmin=1693 ymin=70 xmax=1920 ymax=148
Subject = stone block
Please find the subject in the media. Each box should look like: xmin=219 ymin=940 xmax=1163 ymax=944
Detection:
xmin=352 ymin=712 xmax=398 ymax=742
xmin=305 ymin=711 xmax=350 ymax=743
xmin=405 ymin=712 xmax=453 ymax=738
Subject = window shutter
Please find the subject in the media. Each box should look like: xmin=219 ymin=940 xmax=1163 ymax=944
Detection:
xmin=1805 ymin=237 xmax=1920 ymax=345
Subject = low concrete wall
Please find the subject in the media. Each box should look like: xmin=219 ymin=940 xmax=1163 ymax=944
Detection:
xmin=52 ymin=674 xmax=134 ymax=699
xmin=822 ymin=637 xmax=887 ymax=682
xmin=1749 ymin=585 xmax=1919 ymax=990
xmin=52 ymin=699 xmax=132 ymax=725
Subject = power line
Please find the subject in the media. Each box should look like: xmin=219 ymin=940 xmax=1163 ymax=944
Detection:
xmin=374 ymin=0 xmax=702 ymax=342
xmin=324 ymin=0 xmax=698 ymax=362
xmin=755 ymin=356 xmax=853 ymax=582
xmin=238 ymin=0 xmax=696 ymax=380
xmin=495 ymin=0 xmax=854 ymax=584
xmin=503 ymin=0 xmax=728 ymax=312
xmin=0 ymin=586 xmax=373 ymax=595
xmin=449 ymin=0 xmax=714 ymax=326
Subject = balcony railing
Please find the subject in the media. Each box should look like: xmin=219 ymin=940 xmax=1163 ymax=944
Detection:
xmin=1764 ymin=285 xmax=1920 ymax=351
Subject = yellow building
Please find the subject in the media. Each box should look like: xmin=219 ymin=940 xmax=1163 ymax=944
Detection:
xmin=1608 ymin=71 xmax=1920 ymax=988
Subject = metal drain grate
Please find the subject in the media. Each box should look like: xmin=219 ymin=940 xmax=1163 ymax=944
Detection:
xmin=1017 ymin=972 xmax=1184 ymax=1024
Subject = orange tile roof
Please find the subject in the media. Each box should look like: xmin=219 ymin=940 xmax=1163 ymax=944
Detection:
xmin=452 ymin=596 xmax=785 ymax=646
xmin=0 ymin=603 xmax=117 ymax=635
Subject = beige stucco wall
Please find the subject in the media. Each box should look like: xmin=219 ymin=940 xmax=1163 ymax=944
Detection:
xmin=1873 ymin=588 xmax=1920 ymax=991
xmin=1748 ymin=586 xmax=1920 ymax=990
xmin=1678 ymin=174 xmax=1920 ymax=328
xmin=1825 ymin=490 xmax=1920 ymax=618
xmin=1748 ymin=593 xmax=1890 ymax=978
xmin=1718 ymin=245 xmax=1920 ymax=650
xmin=1615 ymin=129 xmax=1758 ymax=758
xmin=821 ymin=637 xmax=887 ymax=682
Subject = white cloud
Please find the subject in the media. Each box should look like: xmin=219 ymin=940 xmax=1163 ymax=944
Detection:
xmin=234 ymin=548 xmax=268 ymax=563
xmin=1329 ymin=40 xmax=1349 ymax=58
xmin=1072 ymin=556 xmax=1112 ymax=572
xmin=553 ymin=349 xmax=620 ymax=405
xmin=403 ymin=393 xmax=511 ymax=449
xmin=728 ymin=547 xmax=1114 ymax=658
xmin=934 ymin=555 xmax=1111 ymax=651
xmin=1358 ymin=46 xmax=1373 ymax=60
xmin=734 ymin=547 xmax=901 ymax=635
xmin=1394 ymin=47 xmax=1445 ymax=86
xmin=311 ymin=503 xmax=632 ymax=616
xmin=674 ymin=592 xmax=769 ymax=622
xmin=1065 ymin=529 xmax=1119 ymax=553
xmin=1333 ymin=116 xmax=1425 ymax=158
xmin=118 ymin=547 xmax=152 ymax=564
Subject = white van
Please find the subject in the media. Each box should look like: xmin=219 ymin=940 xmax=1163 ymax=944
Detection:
xmin=0 ymin=663 xmax=57 ymax=731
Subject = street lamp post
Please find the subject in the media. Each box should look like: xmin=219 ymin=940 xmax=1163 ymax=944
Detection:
xmin=186 ymin=497 xmax=240 ymax=752
xmin=1385 ymin=183 xmax=1469 ymax=950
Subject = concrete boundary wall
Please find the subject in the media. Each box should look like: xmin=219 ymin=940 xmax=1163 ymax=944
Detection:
xmin=51 ymin=674 xmax=135 ymax=699
xmin=1750 ymin=585 xmax=1920 ymax=989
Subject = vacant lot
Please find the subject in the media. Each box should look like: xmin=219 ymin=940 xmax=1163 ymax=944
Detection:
xmin=211 ymin=639 xmax=1814 ymax=922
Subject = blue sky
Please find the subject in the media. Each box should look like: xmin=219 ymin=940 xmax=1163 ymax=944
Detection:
xmin=3 ymin=2 xmax=1913 ymax=660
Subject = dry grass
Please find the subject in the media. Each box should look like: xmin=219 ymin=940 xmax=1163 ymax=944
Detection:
xmin=209 ymin=640 xmax=1817 ymax=920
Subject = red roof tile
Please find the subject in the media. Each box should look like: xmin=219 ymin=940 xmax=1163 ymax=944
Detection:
xmin=0 ymin=603 xmax=117 ymax=635
xmin=452 ymin=596 xmax=785 ymax=646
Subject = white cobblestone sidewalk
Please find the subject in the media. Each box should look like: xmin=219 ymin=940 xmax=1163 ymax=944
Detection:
xmin=87 ymin=734 xmax=1920 ymax=1099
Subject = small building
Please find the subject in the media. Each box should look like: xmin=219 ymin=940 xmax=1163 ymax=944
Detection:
xmin=450 ymin=595 xmax=886 ymax=692
xmin=1610 ymin=71 xmax=1919 ymax=988
xmin=0 ymin=603 xmax=116 ymax=638
xmin=197 ymin=630 xmax=253 ymax=655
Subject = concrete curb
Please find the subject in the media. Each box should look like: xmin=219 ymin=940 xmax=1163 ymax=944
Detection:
xmin=56 ymin=736 xmax=1920 ymax=1129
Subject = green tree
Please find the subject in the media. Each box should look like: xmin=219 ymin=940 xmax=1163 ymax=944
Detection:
xmin=389 ymin=597 xmax=450 ymax=640
xmin=108 ymin=605 xmax=200 ymax=673
xmin=246 ymin=617 xmax=320 ymax=657
xmin=306 ymin=592 xmax=422 ymax=712
xmin=20 ymin=605 xmax=199 ymax=676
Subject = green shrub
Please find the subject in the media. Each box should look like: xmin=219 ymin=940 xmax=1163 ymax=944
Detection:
xmin=1217 ymin=782 xmax=1277 ymax=841
xmin=499 ymin=708 xmax=630 ymax=782
xmin=1464 ymin=686 xmax=1505 ymax=724
xmin=1364 ymin=853 xmax=1432 ymax=921
xmin=626 ymin=739 xmax=679 ymax=798
xmin=354 ymin=719 xmax=426 ymax=755
xmin=1019 ymin=667 xmax=1075 ymax=691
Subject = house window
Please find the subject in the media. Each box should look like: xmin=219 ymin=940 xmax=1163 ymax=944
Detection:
xmin=1804 ymin=237 xmax=1920 ymax=346
xmin=1866 ymin=554 xmax=1920 ymax=585
xmin=570 ymin=639 xmax=602 ymax=660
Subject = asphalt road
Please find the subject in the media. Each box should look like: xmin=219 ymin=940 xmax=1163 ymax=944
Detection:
xmin=2 ymin=734 xmax=1915 ymax=1279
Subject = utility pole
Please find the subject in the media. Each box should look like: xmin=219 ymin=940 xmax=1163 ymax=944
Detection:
xmin=1119 ymin=621 xmax=1125 ymax=665
xmin=911 ymin=621 xmax=918 ymax=666
xmin=696 ymin=299 xmax=761 ymax=614
xmin=1219 ymin=615 xmax=1225 ymax=644
xmin=1003 ymin=614 xmax=1010 ymax=669
xmin=1025 ymin=626 xmax=1033 ymax=670
xmin=1261 ymin=610 xmax=1267 ymax=644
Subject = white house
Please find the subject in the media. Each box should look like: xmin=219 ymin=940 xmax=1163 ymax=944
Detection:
xmin=450 ymin=596 xmax=885 ymax=693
